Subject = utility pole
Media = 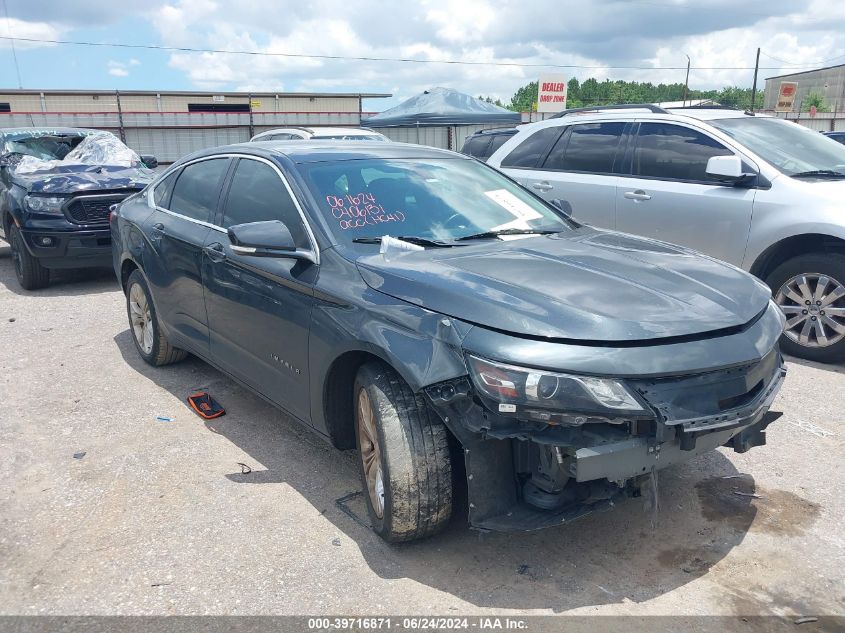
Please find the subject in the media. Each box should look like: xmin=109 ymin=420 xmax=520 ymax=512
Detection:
xmin=683 ymin=55 xmax=690 ymax=106
xmin=750 ymin=47 xmax=761 ymax=112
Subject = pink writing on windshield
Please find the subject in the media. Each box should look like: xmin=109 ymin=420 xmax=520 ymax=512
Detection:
xmin=326 ymin=193 xmax=406 ymax=230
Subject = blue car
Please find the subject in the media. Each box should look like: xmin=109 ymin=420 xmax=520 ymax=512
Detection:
xmin=111 ymin=141 xmax=786 ymax=542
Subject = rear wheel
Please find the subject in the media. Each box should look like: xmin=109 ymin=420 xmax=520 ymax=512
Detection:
xmin=767 ymin=253 xmax=845 ymax=363
xmin=125 ymin=269 xmax=187 ymax=366
xmin=353 ymin=362 xmax=452 ymax=542
xmin=9 ymin=224 xmax=50 ymax=290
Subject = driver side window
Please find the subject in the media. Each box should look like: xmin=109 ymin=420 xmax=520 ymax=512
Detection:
xmin=222 ymin=158 xmax=310 ymax=249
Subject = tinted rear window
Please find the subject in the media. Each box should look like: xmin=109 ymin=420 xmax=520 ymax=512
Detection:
xmin=542 ymin=122 xmax=626 ymax=173
xmin=169 ymin=158 xmax=229 ymax=222
xmin=500 ymin=127 xmax=561 ymax=168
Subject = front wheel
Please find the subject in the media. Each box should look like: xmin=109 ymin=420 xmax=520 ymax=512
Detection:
xmin=353 ymin=362 xmax=453 ymax=542
xmin=767 ymin=253 xmax=845 ymax=363
xmin=9 ymin=224 xmax=50 ymax=290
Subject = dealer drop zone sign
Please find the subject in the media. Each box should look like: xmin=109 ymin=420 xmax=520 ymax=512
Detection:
xmin=537 ymin=74 xmax=568 ymax=113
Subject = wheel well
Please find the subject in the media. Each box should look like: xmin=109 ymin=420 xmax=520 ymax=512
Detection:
xmin=323 ymin=351 xmax=391 ymax=450
xmin=120 ymin=259 xmax=139 ymax=292
xmin=750 ymin=234 xmax=845 ymax=281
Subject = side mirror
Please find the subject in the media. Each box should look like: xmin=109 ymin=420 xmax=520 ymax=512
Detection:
xmin=550 ymin=198 xmax=573 ymax=218
xmin=706 ymin=155 xmax=754 ymax=185
xmin=227 ymin=220 xmax=315 ymax=263
xmin=140 ymin=155 xmax=158 ymax=169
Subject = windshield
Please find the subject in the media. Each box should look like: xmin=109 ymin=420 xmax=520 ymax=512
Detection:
xmin=710 ymin=116 xmax=845 ymax=177
xmin=298 ymin=157 xmax=570 ymax=243
xmin=3 ymin=132 xmax=88 ymax=161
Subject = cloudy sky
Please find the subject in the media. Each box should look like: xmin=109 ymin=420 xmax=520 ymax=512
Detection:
xmin=1 ymin=0 xmax=844 ymax=110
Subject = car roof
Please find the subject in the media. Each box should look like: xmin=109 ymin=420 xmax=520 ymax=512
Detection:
xmin=187 ymin=140 xmax=463 ymax=164
xmin=513 ymin=108 xmax=775 ymax=135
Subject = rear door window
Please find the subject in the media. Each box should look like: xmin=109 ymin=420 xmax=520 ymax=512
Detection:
xmin=153 ymin=170 xmax=179 ymax=208
xmin=542 ymin=122 xmax=627 ymax=173
xmin=169 ymin=158 xmax=230 ymax=223
xmin=500 ymin=127 xmax=562 ymax=168
xmin=633 ymin=123 xmax=733 ymax=182
xmin=222 ymin=158 xmax=310 ymax=249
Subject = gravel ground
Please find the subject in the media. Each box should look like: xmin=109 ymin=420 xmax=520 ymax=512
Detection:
xmin=0 ymin=241 xmax=843 ymax=620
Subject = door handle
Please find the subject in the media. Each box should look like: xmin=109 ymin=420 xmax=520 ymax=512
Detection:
xmin=531 ymin=181 xmax=554 ymax=192
xmin=203 ymin=242 xmax=227 ymax=263
xmin=624 ymin=190 xmax=652 ymax=201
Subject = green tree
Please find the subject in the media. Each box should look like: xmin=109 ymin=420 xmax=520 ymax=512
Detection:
xmin=508 ymin=81 xmax=538 ymax=112
xmin=801 ymin=91 xmax=830 ymax=113
xmin=505 ymin=78 xmax=765 ymax=111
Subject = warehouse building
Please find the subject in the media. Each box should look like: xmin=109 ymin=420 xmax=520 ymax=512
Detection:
xmin=0 ymin=89 xmax=390 ymax=162
xmin=764 ymin=63 xmax=845 ymax=113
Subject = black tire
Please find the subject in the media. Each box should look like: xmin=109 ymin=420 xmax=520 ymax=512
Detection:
xmin=353 ymin=362 xmax=452 ymax=542
xmin=9 ymin=224 xmax=50 ymax=290
xmin=125 ymin=269 xmax=187 ymax=366
xmin=766 ymin=252 xmax=845 ymax=363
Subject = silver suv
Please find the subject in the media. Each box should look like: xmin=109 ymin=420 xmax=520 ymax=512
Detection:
xmin=488 ymin=105 xmax=845 ymax=363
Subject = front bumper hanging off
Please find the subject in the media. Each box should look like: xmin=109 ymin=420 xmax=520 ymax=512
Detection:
xmin=426 ymin=350 xmax=786 ymax=533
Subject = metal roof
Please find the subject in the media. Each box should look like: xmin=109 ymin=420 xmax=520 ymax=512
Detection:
xmin=0 ymin=88 xmax=391 ymax=98
xmin=765 ymin=62 xmax=845 ymax=81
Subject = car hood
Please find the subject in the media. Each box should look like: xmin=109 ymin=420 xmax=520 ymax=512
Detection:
xmin=13 ymin=165 xmax=154 ymax=195
xmin=356 ymin=227 xmax=771 ymax=343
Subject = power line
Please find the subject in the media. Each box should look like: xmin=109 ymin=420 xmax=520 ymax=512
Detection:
xmin=760 ymin=50 xmax=845 ymax=67
xmin=0 ymin=35 xmax=826 ymax=71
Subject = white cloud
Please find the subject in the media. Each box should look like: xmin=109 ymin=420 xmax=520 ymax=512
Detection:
xmin=0 ymin=17 xmax=62 ymax=49
xmin=107 ymin=60 xmax=131 ymax=77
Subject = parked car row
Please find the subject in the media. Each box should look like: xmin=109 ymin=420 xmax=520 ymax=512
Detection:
xmin=0 ymin=116 xmax=815 ymax=542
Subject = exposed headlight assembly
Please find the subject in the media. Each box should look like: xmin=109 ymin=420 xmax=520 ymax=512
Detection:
xmin=25 ymin=195 xmax=66 ymax=215
xmin=465 ymin=354 xmax=650 ymax=425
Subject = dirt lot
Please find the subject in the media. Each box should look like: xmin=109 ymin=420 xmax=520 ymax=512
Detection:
xmin=0 ymin=241 xmax=843 ymax=621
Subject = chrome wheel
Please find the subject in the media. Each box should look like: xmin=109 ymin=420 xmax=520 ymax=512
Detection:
xmin=775 ymin=272 xmax=845 ymax=348
xmin=357 ymin=388 xmax=384 ymax=518
xmin=128 ymin=282 xmax=154 ymax=355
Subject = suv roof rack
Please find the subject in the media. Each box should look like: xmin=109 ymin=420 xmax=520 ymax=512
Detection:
xmin=550 ymin=103 xmax=669 ymax=118
xmin=470 ymin=127 xmax=518 ymax=136
xmin=667 ymin=104 xmax=756 ymax=116
xmin=669 ymin=104 xmax=735 ymax=110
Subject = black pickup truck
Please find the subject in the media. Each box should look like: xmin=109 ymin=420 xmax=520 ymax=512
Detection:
xmin=0 ymin=128 xmax=156 ymax=289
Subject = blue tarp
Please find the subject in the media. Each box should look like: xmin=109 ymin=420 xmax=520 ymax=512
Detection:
xmin=362 ymin=87 xmax=520 ymax=128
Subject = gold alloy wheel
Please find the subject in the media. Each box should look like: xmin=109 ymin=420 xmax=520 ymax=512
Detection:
xmin=357 ymin=388 xmax=385 ymax=518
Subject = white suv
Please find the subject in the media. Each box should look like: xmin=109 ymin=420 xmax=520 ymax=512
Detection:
xmin=250 ymin=127 xmax=389 ymax=142
xmin=488 ymin=105 xmax=845 ymax=363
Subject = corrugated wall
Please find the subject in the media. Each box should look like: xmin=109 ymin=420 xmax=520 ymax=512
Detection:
xmin=777 ymin=111 xmax=845 ymax=132
xmin=0 ymin=111 xmax=370 ymax=162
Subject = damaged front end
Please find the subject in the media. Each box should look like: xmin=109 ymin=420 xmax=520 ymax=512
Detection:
xmin=424 ymin=341 xmax=786 ymax=533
